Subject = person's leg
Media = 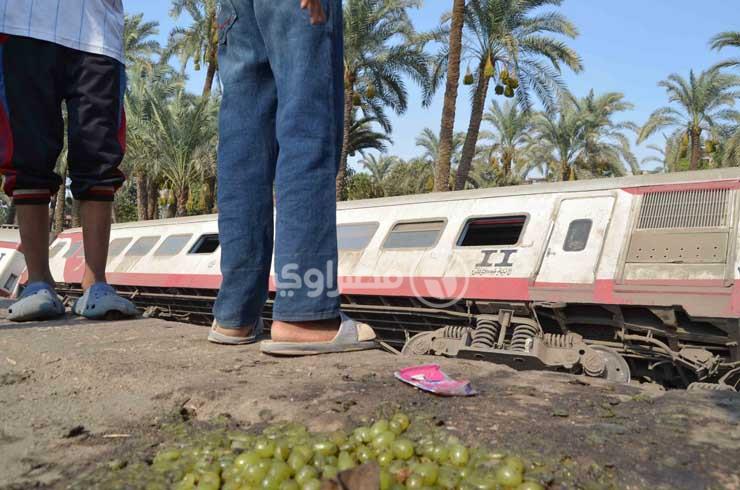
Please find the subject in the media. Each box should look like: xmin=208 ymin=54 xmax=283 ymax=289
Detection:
xmin=212 ymin=0 xmax=278 ymax=337
xmin=64 ymin=49 xmax=126 ymax=291
xmin=254 ymin=0 xmax=343 ymax=341
xmin=0 ymin=36 xmax=64 ymax=284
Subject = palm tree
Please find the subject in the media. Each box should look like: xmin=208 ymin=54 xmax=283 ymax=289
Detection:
xmin=337 ymin=0 xmax=432 ymax=200
xmin=638 ymin=70 xmax=740 ymax=171
xmin=434 ymin=0 xmax=466 ymax=191
xmin=361 ymin=154 xmax=397 ymax=193
xmin=480 ymin=100 xmax=531 ymax=180
xmin=123 ymin=13 xmax=161 ymax=72
xmin=453 ymin=0 xmax=582 ymax=190
xmin=167 ymin=0 xmax=219 ymax=97
xmin=347 ymin=115 xmax=392 ymax=158
xmin=710 ymin=31 xmax=740 ymax=70
xmin=147 ymin=92 xmax=217 ymax=216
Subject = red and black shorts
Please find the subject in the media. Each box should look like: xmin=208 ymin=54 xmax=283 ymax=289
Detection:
xmin=0 ymin=35 xmax=126 ymax=205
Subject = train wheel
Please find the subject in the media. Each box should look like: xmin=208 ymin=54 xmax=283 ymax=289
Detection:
xmin=588 ymin=345 xmax=631 ymax=384
xmin=402 ymin=332 xmax=435 ymax=356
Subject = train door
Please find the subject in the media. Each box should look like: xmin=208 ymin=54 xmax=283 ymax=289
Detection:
xmin=535 ymin=196 xmax=615 ymax=285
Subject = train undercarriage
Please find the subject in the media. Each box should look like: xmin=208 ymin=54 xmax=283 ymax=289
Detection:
xmin=56 ymin=283 xmax=740 ymax=391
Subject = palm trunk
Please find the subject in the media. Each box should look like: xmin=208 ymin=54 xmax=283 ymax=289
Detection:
xmin=689 ymin=127 xmax=702 ymax=171
xmin=203 ymin=59 xmax=217 ymax=98
xmin=147 ymin=181 xmax=159 ymax=220
xmin=52 ymin=164 xmax=67 ymax=234
xmin=71 ymin=200 xmax=81 ymax=228
xmin=455 ymin=61 xmax=491 ymax=190
xmin=203 ymin=9 xmax=218 ymax=98
xmin=175 ymin=188 xmax=189 ymax=217
xmin=135 ymin=171 xmax=148 ymax=221
xmin=502 ymin=151 xmax=512 ymax=179
xmin=336 ymin=85 xmax=354 ymax=201
xmin=204 ymin=175 xmax=217 ymax=213
xmin=561 ymin=160 xmax=570 ymax=181
xmin=433 ymin=0 xmax=465 ymax=192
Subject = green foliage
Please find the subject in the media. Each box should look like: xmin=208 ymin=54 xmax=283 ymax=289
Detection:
xmin=114 ymin=183 xmax=139 ymax=223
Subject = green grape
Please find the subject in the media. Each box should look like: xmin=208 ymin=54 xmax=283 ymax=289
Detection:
xmin=380 ymin=469 xmax=393 ymax=490
xmin=287 ymin=452 xmax=308 ymax=474
xmin=312 ymin=440 xmax=338 ymax=457
xmin=337 ymin=451 xmax=356 ymax=471
xmin=235 ymin=451 xmax=262 ymax=468
xmin=294 ymin=466 xmax=318 ymax=486
xmin=275 ymin=441 xmax=291 ymax=461
xmin=243 ymin=463 xmax=269 ymax=484
xmin=517 ymin=481 xmax=545 ymax=490
xmin=414 ymin=462 xmax=439 ymax=486
xmin=260 ymin=475 xmax=281 ymax=490
xmin=292 ymin=445 xmax=313 ymax=462
xmin=322 ymin=465 xmax=338 ymax=480
xmin=222 ymin=481 xmax=241 ymax=490
xmin=196 ymin=471 xmax=220 ymax=490
xmin=503 ymin=456 xmax=525 ymax=475
xmin=391 ymin=413 xmax=410 ymax=432
xmin=356 ymin=445 xmax=375 ymax=464
xmin=329 ymin=430 xmax=348 ymax=446
xmin=279 ymin=480 xmax=299 ymax=490
xmin=449 ymin=445 xmax=470 ymax=467
xmin=301 ymin=479 xmax=321 ymax=490
xmin=353 ymin=426 xmax=372 ymax=443
xmin=405 ymin=473 xmax=424 ymax=489
xmin=175 ymin=473 xmax=197 ymax=490
xmin=437 ymin=467 xmax=460 ymax=489
xmin=370 ymin=420 xmax=390 ymax=438
xmin=391 ymin=439 xmax=414 ymax=460
xmin=372 ymin=431 xmax=396 ymax=450
xmin=255 ymin=439 xmax=277 ymax=458
xmin=154 ymin=450 xmax=181 ymax=464
xmin=388 ymin=420 xmax=404 ymax=435
xmin=466 ymin=472 xmax=497 ymax=490
xmin=377 ymin=451 xmax=394 ymax=467
xmin=268 ymin=460 xmax=292 ymax=482
xmin=495 ymin=465 xmax=523 ymax=487
xmin=431 ymin=445 xmax=449 ymax=463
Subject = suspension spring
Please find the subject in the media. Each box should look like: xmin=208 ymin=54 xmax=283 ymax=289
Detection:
xmin=687 ymin=382 xmax=736 ymax=392
xmin=542 ymin=333 xmax=579 ymax=349
xmin=441 ymin=325 xmax=471 ymax=339
xmin=471 ymin=317 xmax=500 ymax=349
xmin=510 ymin=324 xmax=540 ymax=352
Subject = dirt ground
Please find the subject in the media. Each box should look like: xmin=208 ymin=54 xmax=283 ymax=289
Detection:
xmin=1 ymin=301 xmax=738 ymax=490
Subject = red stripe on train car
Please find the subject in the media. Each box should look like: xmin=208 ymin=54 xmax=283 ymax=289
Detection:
xmin=0 ymin=240 xmax=20 ymax=250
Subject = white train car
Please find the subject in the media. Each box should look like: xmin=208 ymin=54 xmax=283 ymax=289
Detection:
xmin=0 ymin=225 xmax=24 ymax=298
xmin=48 ymin=168 xmax=740 ymax=387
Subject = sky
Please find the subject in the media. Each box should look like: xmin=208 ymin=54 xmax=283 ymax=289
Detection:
xmin=125 ymin=0 xmax=740 ymax=172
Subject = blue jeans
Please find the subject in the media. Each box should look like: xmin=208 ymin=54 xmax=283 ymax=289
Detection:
xmin=214 ymin=0 xmax=343 ymax=327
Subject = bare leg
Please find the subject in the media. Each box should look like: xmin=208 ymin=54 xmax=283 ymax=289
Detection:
xmin=16 ymin=205 xmax=54 ymax=285
xmin=79 ymin=201 xmax=112 ymax=291
xmin=269 ymin=319 xmax=340 ymax=342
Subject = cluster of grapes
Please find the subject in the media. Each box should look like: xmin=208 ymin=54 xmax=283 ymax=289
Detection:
xmin=110 ymin=414 xmax=544 ymax=490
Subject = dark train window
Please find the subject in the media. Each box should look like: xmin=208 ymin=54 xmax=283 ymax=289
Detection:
xmin=338 ymin=223 xmax=379 ymax=251
xmin=125 ymin=236 xmax=160 ymax=257
xmin=155 ymin=234 xmax=193 ymax=256
xmin=383 ymin=220 xmax=445 ymax=249
xmin=4 ymin=273 xmax=18 ymax=291
xmin=108 ymin=238 xmax=132 ymax=257
xmin=458 ymin=215 xmax=527 ymax=246
xmin=189 ymin=234 xmax=220 ymax=254
xmin=564 ymin=219 xmax=592 ymax=252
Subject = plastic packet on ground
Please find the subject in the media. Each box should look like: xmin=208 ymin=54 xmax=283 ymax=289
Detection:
xmin=394 ymin=364 xmax=477 ymax=396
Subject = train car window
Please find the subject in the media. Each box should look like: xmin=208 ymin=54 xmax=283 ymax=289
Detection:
xmin=63 ymin=241 xmax=83 ymax=258
xmin=337 ymin=223 xmax=379 ymax=251
xmin=458 ymin=215 xmax=527 ymax=246
xmin=155 ymin=234 xmax=193 ymax=256
xmin=49 ymin=242 xmax=66 ymax=258
xmin=108 ymin=238 xmax=133 ymax=257
xmin=125 ymin=236 xmax=160 ymax=257
xmin=189 ymin=234 xmax=220 ymax=254
xmin=4 ymin=273 xmax=18 ymax=291
xmin=383 ymin=220 xmax=445 ymax=249
xmin=563 ymin=219 xmax=592 ymax=252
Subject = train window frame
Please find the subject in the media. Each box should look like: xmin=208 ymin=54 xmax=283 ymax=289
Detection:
xmin=49 ymin=241 xmax=67 ymax=258
xmin=188 ymin=234 xmax=220 ymax=254
xmin=381 ymin=218 xmax=447 ymax=250
xmin=124 ymin=236 xmax=161 ymax=257
xmin=63 ymin=241 xmax=83 ymax=258
xmin=108 ymin=237 xmax=133 ymax=258
xmin=563 ymin=219 xmax=593 ymax=252
xmin=4 ymin=273 xmax=18 ymax=291
xmin=154 ymin=234 xmax=194 ymax=257
xmin=337 ymin=222 xmax=380 ymax=251
xmin=455 ymin=213 xmax=530 ymax=248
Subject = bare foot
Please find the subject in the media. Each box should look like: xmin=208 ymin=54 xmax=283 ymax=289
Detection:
xmin=270 ymin=318 xmax=341 ymax=343
xmin=213 ymin=323 xmax=255 ymax=338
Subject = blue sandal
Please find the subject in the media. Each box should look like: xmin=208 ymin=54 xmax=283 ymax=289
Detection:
xmin=7 ymin=282 xmax=65 ymax=322
xmin=73 ymin=283 xmax=138 ymax=319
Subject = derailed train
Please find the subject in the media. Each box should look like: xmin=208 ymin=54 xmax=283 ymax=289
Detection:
xmin=37 ymin=168 xmax=740 ymax=388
